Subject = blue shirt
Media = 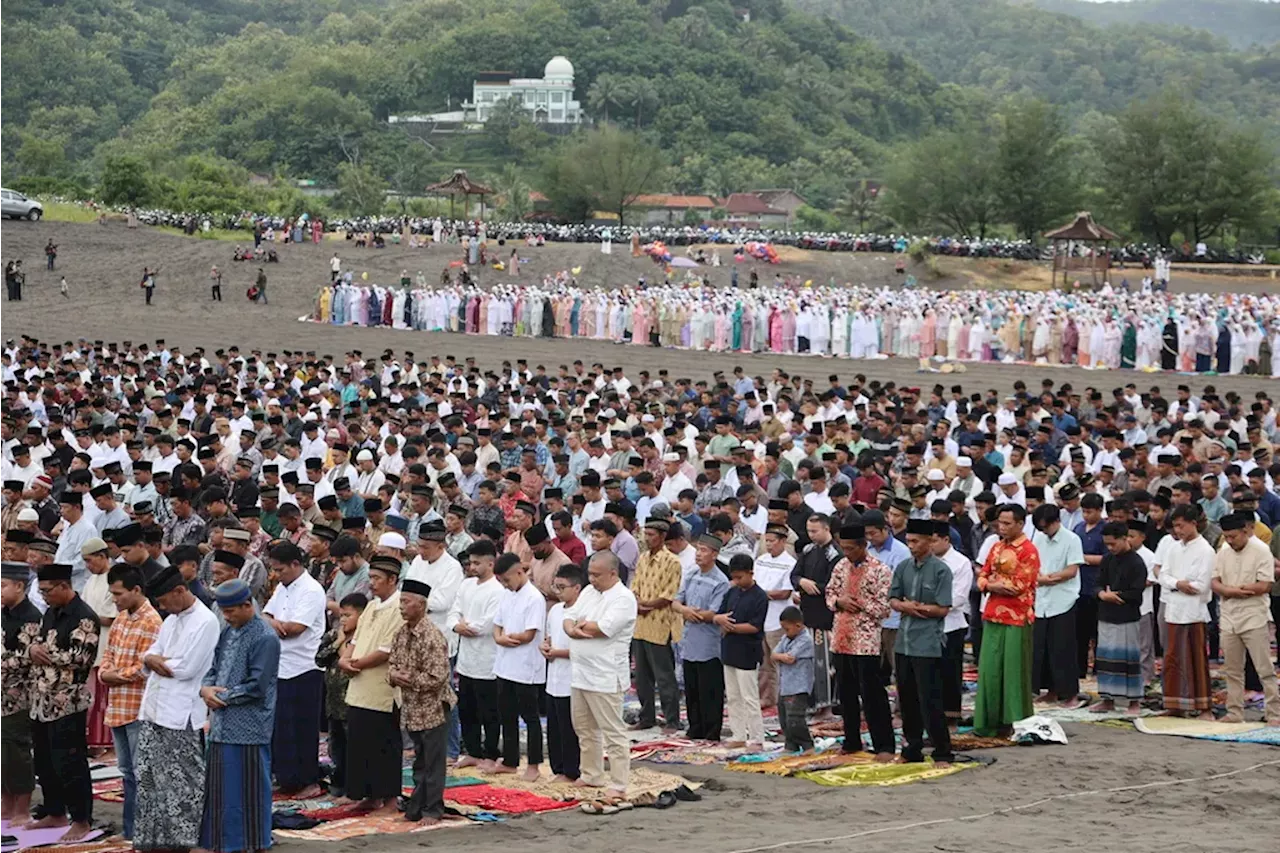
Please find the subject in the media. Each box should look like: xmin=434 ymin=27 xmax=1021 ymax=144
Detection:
xmin=871 ymin=536 xmax=911 ymax=629
xmin=338 ymin=493 xmax=365 ymax=519
xmin=676 ymin=567 xmax=729 ymax=662
xmin=203 ymin=615 xmax=280 ymax=745
xmin=775 ymin=630 xmax=815 ymax=698
xmin=1073 ymin=521 xmax=1105 ymax=596
xmin=718 ymin=583 xmax=769 ymax=670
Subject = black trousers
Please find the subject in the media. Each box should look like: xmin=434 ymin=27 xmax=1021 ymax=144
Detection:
xmin=545 ymin=693 xmax=580 ymax=780
xmin=144 ymin=285 xmax=154 ymax=305
xmin=682 ymin=659 xmax=724 ymax=741
xmin=895 ymin=655 xmax=953 ymax=763
xmin=1033 ymin=606 xmax=1080 ymax=699
xmin=327 ymin=717 xmax=348 ymax=791
xmin=941 ymin=628 xmax=969 ymax=718
xmin=632 ymin=639 xmax=680 ymax=727
xmin=458 ymin=675 xmax=500 ymax=760
xmin=405 ymin=721 xmax=448 ymax=821
xmin=32 ymin=711 xmax=92 ymax=823
xmin=1075 ymin=595 xmax=1098 ymax=678
xmin=1 ymin=711 xmax=34 ymax=795
xmin=969 ymin=587 xmax=984 ymax=661
xmin=832 ymin=653 xmax=894 ymax=754
xmin=212 ymin=284 xmax=222 ymax=301
xmin=497 ymin=678 xmax=542 ymax=767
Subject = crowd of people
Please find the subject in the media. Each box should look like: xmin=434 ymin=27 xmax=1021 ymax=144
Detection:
xmin=305 ymin=275 xmax=1280 ymax=376
xmin=3 ymin=337 xmax=1279 ymax=847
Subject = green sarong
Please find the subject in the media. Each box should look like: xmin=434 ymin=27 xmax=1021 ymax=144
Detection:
xmin=973 ymin=622 xmax=1034 ymax=736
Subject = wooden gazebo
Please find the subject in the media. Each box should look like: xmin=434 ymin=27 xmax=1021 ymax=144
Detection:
xmin=425 ymin=169 xmax=494 ymax=219
xmin=1044 ymin=211 xmax=1119 ymax=290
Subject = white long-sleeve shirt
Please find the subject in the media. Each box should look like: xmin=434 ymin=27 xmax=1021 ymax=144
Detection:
xmin=404 ymin=551 xmax=464 ymax=655
xmin=138 ymin=599 xmax=220 ymax=730
xmin=1155 ymin=535 xmax=1215 ymax=624
xmin=445 ymin=576 xmax=503 ymax=680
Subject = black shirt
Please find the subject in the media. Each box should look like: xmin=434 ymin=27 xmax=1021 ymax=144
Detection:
xmin=718 ymin=583 xmax=768 ymax=670
xmin=1096 ymin=550 xmax=1147 ymax=624
xmin=790 ymin=539 xmax=841 ymax=630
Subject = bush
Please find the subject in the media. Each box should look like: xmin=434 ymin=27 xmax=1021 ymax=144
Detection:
xmin=10 ymin=175 xmax=91 ymax=198
xmin=907 ymin=238 xmax=930 ymax=263
xmin=1266 ymin=249 xmax=1280 ymax=266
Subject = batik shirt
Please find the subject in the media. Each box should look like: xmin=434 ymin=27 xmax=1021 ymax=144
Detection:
xmin=825 ymin=554 xmax=892 ymax=656
xmin=978 ymin=535 xmax=1040 ymax=626
xmin=389 ymin=617 xmax=456 ymax=732
xmin=29 ymin=593 xmax=100 ymax=722
xmin=203 ymin=615 xmax=280 ymax=745
xmin=1 ymin=597 xmax=43 ymax=716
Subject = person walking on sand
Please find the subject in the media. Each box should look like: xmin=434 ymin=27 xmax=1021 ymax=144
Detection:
xmin=141 ymin=267 xmax=156 ymax=306
xmin=45 ymin=240 xmax=58 ymax=271
xmin=59 ymin=276 xmax=69 ymax=299
xmin=210 ymin=266 xmax=222 ymax=302
xmin=255 ymin=268 xmax=268 ymax=305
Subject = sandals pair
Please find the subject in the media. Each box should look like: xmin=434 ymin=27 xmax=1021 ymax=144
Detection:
xmin=579 ymin=797 xmax=635 ymax=816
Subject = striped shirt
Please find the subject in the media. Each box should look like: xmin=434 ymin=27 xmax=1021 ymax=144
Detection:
xmin=102 ymin=600 xmax=164 ymax=728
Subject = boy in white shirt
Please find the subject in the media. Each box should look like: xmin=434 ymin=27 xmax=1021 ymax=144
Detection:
xmin=541 ymin=563 xmax=582 ymax=782
xmin=492 ymin=552 xmax=547 ymax=781
xmin=445 ymin=540 xmax=503 ymax=769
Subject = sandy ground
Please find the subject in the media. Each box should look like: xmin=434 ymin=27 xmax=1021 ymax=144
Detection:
xmin=3 ymin=221 xmax=1279 ymax=849
xmin=2 ymin=221 xmax=1276 ymax=399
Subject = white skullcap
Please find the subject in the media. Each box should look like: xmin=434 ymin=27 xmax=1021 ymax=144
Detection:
xmin=997 ymin=473 xmax=1018 ymax=487
xmin=378 ymin=532 xmax=407 ymax=550
xmin=355 ymin=449 xmax=374 ymax=462
xmin=17 ymin=508 xmax=39 ymax=523
xmin=926 ymin=469 xmax=945 ymax=481
xmin=662 ymin=452 xmax=680 ymax=463
xmin=956 ymin=456 xmax=973 ymax=468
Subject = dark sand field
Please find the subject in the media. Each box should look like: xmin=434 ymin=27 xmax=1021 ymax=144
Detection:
xmin=2 ymin=219 xmax=1279 ymax=852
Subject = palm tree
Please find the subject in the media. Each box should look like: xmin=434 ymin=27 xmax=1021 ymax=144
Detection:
xmin=676 ymin=8 xmax=712 ymax=46
xmin=587 ymin=74 xmax=626 ymax=123
xmin=623 ymin=77 xmax=659 ymax=129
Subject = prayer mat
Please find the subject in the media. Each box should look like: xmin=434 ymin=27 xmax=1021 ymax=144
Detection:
xmin=1134 ymin=716 xmax=1280 ymax=745
xmin=797 ymin=756 xmax=977 ymax=787
xmin=10 ymin=841 xmax=129 ymax=853
xmin=297 ymin=802 xmax=371 ymax=821
xmin=949 ymin=733 xmax=1015 ymax=750
xmin=728 ymin=750 xmax=874 ymax=776
xmin=630 ymin=738 xmax=696 ymax=760
xmin=273 ymin=814 xmax=475 ymax=841
xmin=91 ymin=779 xmax=124 ymax=803
xmin=444 ymin=784 xmax=578 ymax=813
xmin=456 ymin=762 xmax=697 ymax=801
xmin=1038 ymin=706 xmax=1164 ymax=723
xmin=1 ymin=825 xmax=106 ymax=851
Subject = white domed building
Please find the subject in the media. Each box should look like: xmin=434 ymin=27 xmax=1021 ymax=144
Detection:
xmin=388 ymin=56 xmax=585 ymax=129
xmin=467 ymin=55 xmax=584 ymax=125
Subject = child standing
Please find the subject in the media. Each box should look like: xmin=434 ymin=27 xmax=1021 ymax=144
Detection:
xmin=540 ymin=563 xmax=582 ymax=782
xmin=771 ymin=606 xmax=815 ymax=752
xmin=59 ymin=276 xmax=69 ymax=298
xmin=316 ymin=592 xmax=368 ymax=797
xmin=491 ymin=552 xmax=546 ymax=781
xmin=714 ymin=553 xmax=768 ymax=748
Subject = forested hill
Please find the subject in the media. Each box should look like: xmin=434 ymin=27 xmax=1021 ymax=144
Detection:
xmin=2 ymin=0 xmax=968 ymax=188
xmin=1030 ymin=0 xmax=1280 ymax=50
xmin=794 ymin=0 xmax=1280 ymax=128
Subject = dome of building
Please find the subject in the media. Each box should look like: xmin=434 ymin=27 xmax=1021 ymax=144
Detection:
xmin=544 ymin=55 xmax=574 ymax=81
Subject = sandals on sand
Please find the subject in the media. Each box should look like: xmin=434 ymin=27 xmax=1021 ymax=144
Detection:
xmin=580 ymin=797 xmax=635 ymax=815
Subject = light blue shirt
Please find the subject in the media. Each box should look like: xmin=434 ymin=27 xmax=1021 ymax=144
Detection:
xmin=1031 ymin=526 xmax=1084 ymax=618
xmin=871 ymin=536 xmax=911 ymax=629
xmin=676 ymin=567 xmax=729 ymax=662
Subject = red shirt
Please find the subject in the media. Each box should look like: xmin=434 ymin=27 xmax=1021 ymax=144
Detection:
xmin=978 ymin=535 xmax=1040 ymax=626
xmin=554 ymin=532 xmax=587 ymax=565
xmin=851 ymin=472 xmax=885 ymax=508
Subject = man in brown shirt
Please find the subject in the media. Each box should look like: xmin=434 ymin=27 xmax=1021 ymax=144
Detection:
xmin=525 ymin=525 xmax=572 ymax=609
xmin=1212 ymin=512 xmax=1279 ymax=724
xmin=390 ymin=579 xmax=456 ymax=825
xmin=629 ymin=519 xmax=683 ymax=731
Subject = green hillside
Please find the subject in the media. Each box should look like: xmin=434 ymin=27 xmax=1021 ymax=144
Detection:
xmin=1030 ymin=0 xmax=1280 ymax=50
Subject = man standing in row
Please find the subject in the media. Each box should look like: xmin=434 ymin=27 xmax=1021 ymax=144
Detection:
xmin=974 ymin=505 xmax=1039 ymax=737
xmin=263 ymin=542 xmax=327 ymax=798
xmin=135 ymin=567 xmax=218 ymax=852
xmin=888 ymin=520 xmax=953 ymax=765
xmin=1213 ymin=512 xmax=1280 ymax=724
xmin=1 ymin=562 xmax=42 ymax=826
xmin=26 ymin=563 xmax=99 ymax=840
xmin=200 ymin=578 xmax=280 ymax=853
xmin=629 ymin=518 xmax=683 ymax=732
